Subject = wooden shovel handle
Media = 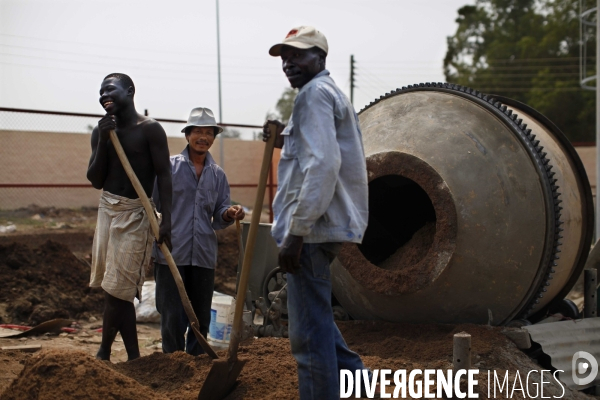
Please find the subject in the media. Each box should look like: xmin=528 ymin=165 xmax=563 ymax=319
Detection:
xmin=227 ymin=124 xmax=277 ymax=361
xmin=108 ymin=130 xmax=218 ymax=359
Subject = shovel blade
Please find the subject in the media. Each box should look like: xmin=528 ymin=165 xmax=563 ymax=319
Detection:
xmin=0 ymin=319 xmax=73 ymax=339
xmin=198 ymin=358 xmax=247 ymax=400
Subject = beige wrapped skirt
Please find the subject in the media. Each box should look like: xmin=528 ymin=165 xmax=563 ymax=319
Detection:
xmin=90 ymin=191 xmax=153 ymax=302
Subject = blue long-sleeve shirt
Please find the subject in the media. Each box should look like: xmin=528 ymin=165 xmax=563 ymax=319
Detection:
xmin=152 ymin=147 xmax=232 ymax=268
xmin=271 ymin=69 xmax=369 ymax=246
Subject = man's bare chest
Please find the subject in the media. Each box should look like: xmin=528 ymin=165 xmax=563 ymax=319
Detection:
xmin=108 ymin=128 xmax=150 ymax=161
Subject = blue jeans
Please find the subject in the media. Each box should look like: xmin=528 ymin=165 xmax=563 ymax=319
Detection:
xmin=154 ymin=263 xmax=214 ymax=356
xmin=287 ymin=242 xmax=369 ymax=400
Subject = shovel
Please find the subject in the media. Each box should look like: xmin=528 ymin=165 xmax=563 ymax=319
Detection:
xmin=236 ymin=220 xmax=244 ymax=259
xmin=0 ymin=319 xmax=73 ymax=339
xmin=108 ymin=130 xmax=218 ymax=359
xmin=198 ymin=123 xmax=277 ymax=400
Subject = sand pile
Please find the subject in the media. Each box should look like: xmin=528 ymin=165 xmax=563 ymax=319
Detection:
xmin=1 ymin=350 xmax=160 ymax=400
xmin=112 ymin=338 xmax=298 ymax=400
xmin=2 ymin=321 xmax=588 ymax=399
xmin=2 ymin=338 xmax=297 ymax=400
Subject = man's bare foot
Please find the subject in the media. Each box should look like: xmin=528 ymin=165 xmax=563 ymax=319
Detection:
xmin=96 ymin=346 xmax=111 ymax=361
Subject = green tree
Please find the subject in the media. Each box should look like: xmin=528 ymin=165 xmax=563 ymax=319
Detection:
xmin=267 ymin=87 xmax=298 ymax=124
xmin=445 ymin=0 xmax=595 ymax=142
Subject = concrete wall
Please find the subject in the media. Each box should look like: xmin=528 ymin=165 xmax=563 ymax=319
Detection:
xmin=1 ymin=129 xmax=594 ymax=212
xmin=0 ymin=130 xmax=280 ymax=210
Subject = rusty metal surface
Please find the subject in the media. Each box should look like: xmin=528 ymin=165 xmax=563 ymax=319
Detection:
xmin=334 ymin=88 xmax=545 ymax=324
xmin=525 ymin=318 xmax=600 ymax=390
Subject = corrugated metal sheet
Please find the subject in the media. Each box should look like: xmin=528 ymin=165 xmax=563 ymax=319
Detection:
xmin=525 ymin=318 xmax=600 ymax=390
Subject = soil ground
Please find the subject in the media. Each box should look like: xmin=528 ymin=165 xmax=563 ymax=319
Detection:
xmin=0 ymin=207 xmax=595 ymax=399
xmin=0 ymin=322 xmax=594 ymax=399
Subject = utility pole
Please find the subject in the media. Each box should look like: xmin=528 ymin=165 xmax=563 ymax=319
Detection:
xmin=350 ymin=54 xmax=355 ymax=106
xmin=596 ymin=0 xmax=600 ymax=239
xmin=580 ymin=0 xmax=600 ymax=239
xmin=216 ymin=0 xmax=224 ymax=169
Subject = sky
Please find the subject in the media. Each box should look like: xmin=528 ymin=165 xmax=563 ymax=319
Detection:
xmin=0 ymin=0 xmax=474 ymax=138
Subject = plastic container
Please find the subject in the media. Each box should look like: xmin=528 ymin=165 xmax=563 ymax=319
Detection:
xmin=208 ymin=292 xmax=233 ymax=344
xmin=208 ymin=292 xmax=254 ymax=347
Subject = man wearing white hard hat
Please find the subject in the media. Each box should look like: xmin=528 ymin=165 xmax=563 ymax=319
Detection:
xmin=152 ymin=107 xmax=245 ymax=355
xmin=263 ymin=27 xmax=371 ymax=399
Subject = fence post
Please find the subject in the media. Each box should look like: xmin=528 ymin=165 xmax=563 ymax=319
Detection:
xmin=453 ymin=332 xmax=471 ymax=371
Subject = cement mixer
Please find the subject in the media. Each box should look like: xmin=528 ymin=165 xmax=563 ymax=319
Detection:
xmin=330 ymin=83 xmax=594 ymax=326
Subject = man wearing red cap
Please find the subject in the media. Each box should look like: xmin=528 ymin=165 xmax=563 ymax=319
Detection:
xmin=264 ymin=26 xmax=371 ymax=399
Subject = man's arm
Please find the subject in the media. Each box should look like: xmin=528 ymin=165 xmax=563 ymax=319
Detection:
xmin=147 ymin=122 xmax=172 ymax=251
xmin=278 ymin=84 xmax=340 ymax=273
xmin=288 ymin=84 xmax=340 ymax=236
xmin=86 ymin=115 xmax=114 ymax=188
xmin=212 ymin=172 xmax=245 ymax=230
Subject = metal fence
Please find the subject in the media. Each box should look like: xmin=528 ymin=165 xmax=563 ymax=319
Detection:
xmin=0 ymin=107 xmax=274 ymax=218
xmin=0 ymin=107 xmax=263 ymax=137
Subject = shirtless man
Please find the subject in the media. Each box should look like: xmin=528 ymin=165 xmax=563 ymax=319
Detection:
xmin=87 ymin=73 xmax=172 ymax=361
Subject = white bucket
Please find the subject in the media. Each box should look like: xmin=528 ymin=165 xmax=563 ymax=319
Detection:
xmin=208 ymin=292 xmax=233 ymax=344
xmin=208 ymin=292 xmax=254 ymax=346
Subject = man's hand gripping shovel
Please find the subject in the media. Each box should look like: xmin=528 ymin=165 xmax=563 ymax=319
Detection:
xmin=108 ymin=130 xmax=219 ymax=359
xmin=197 ymin=123 xmax=277 ymax=400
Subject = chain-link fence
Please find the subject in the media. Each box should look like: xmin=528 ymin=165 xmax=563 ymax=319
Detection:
xmin=0 ymin=107 xmax=274 ymax=215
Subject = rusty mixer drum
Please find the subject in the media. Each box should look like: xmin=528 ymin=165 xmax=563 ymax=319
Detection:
xmin=331 ymin=83 xmax=593 ymax=325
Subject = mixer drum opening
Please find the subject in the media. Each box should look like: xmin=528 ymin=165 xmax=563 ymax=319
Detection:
xmin=358 ymin=175 xmax=436 ymax=269
xmin=337 ymin=150 xmax=458 ymax=296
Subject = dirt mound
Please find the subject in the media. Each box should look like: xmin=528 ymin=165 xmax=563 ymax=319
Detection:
xmin=2 ymin=339 xmax=297 ymax=400
xmin=0 ymin=223 xmax=240 ymax=325
xmin=1 ymin=350 xmax=160 ymax=400
xmin=339 ymin=321 xmax=506 ymax=363
xmin=0 ymin=350 xmax=30 ymax=396
xmin=214 ymin=225 xmax=239 ymax=296
xmin=1 ymin=321 xmax=588 ymax=399
xmin=13 ymin=204 xmax=97 ymax=219
xmin=111 ymin=351 xmax=211 ymax=397
xmin=0 ymin=214 xmax=240 ymax=301
xmin=0 ymin=231 xmax=95 ymax=257
xmin=0 ymin=240 xmax=104 ymax=325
